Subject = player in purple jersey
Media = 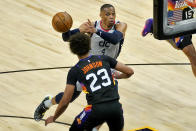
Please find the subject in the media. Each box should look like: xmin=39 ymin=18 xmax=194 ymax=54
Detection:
xmin=141 ymin=1 xmax=196 ymax=77
xmin=142 ymin=18 xmax=196 ymax=77
xmin=44 ymin=33 xmax=134 ymax=131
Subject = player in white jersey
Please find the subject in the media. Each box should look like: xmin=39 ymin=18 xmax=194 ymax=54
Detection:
xmin=34 ymin=4 xmax=127 ymax=130
xmin=90 ymin=20 xmax=123 ymax=59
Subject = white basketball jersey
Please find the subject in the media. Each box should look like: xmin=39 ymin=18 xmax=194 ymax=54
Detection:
xmin=90 ymin=20 xmax=122 ymax=59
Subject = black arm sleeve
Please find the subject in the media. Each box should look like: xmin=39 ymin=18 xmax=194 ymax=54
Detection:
xmin=96 ymin=29 xmax=123 ymax=45
xmin=62 ymin=28 xmax=80 ymax=42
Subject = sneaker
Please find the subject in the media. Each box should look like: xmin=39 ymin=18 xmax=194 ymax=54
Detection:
xmin=142 ymin=18 xmax=153 ymax=37
xmin=34 ymin=95 xmax=52 ymax=121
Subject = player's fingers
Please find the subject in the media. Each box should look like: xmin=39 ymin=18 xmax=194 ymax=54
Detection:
xmin=87 ymin=19 xmax=91 ymax=25
xmin=84 ymin=22 xmax=91 ymax=27
xmin=45 ymin=116 xmax=54 ymax=126
xmin=81 ymin=22 xmax=89 ymax=26
xmin=45 ymin=119 xmax=48 ymax=126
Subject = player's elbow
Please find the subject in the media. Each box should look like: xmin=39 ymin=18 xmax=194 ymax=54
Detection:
xmin=110 ymin=31 xmax=123 ymax=45
xmin=110 ymin=40 xmax=118 ymax=45
xmin=111 ymin=38 xmax=121 ymax=45
xmin=126 ymin=69 xmax=134 ymax=78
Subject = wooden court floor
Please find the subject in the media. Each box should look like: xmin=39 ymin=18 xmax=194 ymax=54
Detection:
xmin=0 ymin=0 xmax=196 ymax=131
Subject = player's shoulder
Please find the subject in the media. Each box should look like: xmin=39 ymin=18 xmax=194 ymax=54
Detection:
xmin=95 ymin=55 xmax=112 ymax=61
xmin=68 ymin=64 xmax=79 ymax=74
xmin=91 ymin=55 xmax=105 ymax=60
xmin=115 ymin=21 xmax=127 ymax=28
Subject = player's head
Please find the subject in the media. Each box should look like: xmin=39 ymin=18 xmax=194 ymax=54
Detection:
xmin=100 ymin=4 xmax=116 ymax=27
xmin=69 ymin=33 xmax=91 ymax=56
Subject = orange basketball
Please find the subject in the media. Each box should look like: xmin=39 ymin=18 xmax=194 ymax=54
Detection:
xmin=52 ymin=11 xmax=73 ymax=33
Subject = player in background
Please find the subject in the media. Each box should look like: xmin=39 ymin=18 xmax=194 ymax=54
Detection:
xmin=142 ymin=3 xmax=196 ymax=77
xmin=44 ymin=33 xmax=134 ymax=131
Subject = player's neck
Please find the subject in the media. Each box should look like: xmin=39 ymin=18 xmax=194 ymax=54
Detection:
xmin=101 ymin=21 xmax=112 ymax=30
xmin=78 ymin=53 xmax=90 ymax=60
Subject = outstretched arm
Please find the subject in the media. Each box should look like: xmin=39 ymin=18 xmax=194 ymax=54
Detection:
xmin=62 ymin=21 xmax=94 ymax=41
xmin=45 ymin=84 xmax=75 ymax=126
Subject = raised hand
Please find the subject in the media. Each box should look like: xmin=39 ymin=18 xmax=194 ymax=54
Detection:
xmin=79 ymin=22 xmax=91 ymax=33
xmin=87 ymin=19 xmax=96 ymax=33
xmin=79 ymin=20 xmax=96 ymax=34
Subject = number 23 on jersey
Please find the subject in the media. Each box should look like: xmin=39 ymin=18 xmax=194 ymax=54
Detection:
xmin=86 ymin=68 xmax=112 ymax=92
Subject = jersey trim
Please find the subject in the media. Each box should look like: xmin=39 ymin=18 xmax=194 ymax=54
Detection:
xmin=100 ymin=20 xmax=112 ymax=32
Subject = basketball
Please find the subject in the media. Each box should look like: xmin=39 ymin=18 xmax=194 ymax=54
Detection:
xmin=52 ymin=11 xmax=73 ymax=33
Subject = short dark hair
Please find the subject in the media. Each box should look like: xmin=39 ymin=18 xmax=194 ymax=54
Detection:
xmin=100 ymin=4 xmax=114 ymax=12
xmin=69 ymin=33 xmax=91 ymax=56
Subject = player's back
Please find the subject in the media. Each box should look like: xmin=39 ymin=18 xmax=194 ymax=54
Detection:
xmin=72 ymin=55 xmax=119 ymax=105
